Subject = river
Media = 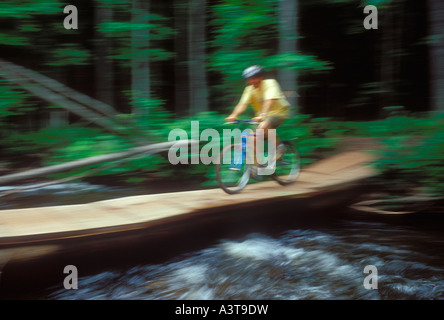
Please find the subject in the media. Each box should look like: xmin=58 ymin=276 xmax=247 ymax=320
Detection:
xmin=1 ymin=183 xmax=444 ymax=300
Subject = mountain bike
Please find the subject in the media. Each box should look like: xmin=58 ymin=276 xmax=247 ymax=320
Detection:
xmin=215 ymin=119 xmax=301 ymax=194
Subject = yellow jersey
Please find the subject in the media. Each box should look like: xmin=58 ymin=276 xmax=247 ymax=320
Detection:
xmin=238 ymin=79 xmax=290 ymax=118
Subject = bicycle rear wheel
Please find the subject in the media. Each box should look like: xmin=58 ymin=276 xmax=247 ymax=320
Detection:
xmin=272 ymin=141 xmax=301 ymax=185
xmin=216 ymin=143 xmax=250 ymax=194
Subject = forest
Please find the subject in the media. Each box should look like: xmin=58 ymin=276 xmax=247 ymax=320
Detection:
xmin=0 ymin=0 xmax=443 ymax=212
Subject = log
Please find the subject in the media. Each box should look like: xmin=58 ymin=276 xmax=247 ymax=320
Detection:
xmin=350 ymin=194 xmax=440 ymax=215
xmin=0 ymin=59 xmax=158 ymax=144
xmin=0 ymin=66 xmax=124 ymax=135
xmin=0 ymin=140 xmax=197 ymax=185
xmin=0 ymin=59 xmax=116 ymax=118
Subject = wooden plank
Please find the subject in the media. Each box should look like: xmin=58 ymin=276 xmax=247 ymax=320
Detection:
xmin=304 ymin=151 xmax=375 ymax=174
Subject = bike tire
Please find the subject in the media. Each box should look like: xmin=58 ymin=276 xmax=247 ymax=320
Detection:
xmin=216 ymin=143 xmax=250 ymax=194
xmin=272 ymin=141 xmax=301 ymax=185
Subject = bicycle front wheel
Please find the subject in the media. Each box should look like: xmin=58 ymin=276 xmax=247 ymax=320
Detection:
xmin=216 ymin=143 xmax=250 ymax=194
xmin=272 ymin=141 xmax=301 ymax=185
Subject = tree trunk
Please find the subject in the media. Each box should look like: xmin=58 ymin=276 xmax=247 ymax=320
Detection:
xmin=188 ymin=0 xmax=208 ymax=115
xmin=94 ymin=1 xmax=115 ymax=108
xmin=174 ymin=0 xmax=190 ymax=117
xmin=379 ymin=5 xmax=396 ymax=110
xmin=49 ymin=110 xmax=69 ymax=127
xmin=428 ymin=0 xmax=444 ymax=112
xmin=131 ymin=0 xmax=151 ymax=114
xmin=278 ymin=0 xmax=299 ymax=113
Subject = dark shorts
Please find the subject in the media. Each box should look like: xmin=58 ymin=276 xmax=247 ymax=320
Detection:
xmin=263 ymin=114 xmax=287 ymax=129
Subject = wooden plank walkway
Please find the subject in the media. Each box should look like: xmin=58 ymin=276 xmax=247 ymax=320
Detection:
xmin=0 ymin=151 xmax=376 ymax=248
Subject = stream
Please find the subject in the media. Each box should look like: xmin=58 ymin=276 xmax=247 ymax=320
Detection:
xmin=1 ymin=183 xmax=443 ymax=300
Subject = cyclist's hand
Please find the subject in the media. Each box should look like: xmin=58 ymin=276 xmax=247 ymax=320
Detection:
xmin=252 ymin=116 xmax=264 ymax=123
xmin=225 ymin=115 xmax=237 ymax=123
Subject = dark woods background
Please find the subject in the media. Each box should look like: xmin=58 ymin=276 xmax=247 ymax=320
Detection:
xmin=0 ymin=0 xmax=436 ymax=121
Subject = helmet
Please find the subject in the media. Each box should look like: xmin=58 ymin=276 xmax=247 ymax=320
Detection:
xmin=242 ymin=65 xmax=264 ymax=79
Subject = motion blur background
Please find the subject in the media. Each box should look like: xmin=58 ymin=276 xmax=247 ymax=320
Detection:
xmin=1 ymin=0 xmax=444 ymax=301
xmin=0 ymin=0 xmax=443 ymax=200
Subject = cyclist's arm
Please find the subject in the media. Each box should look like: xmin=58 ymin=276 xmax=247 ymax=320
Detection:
xmin=261 ymin=99 xmax=276 ymax=115
xmin=227 ymin=103 xmax=248 ymax=120
xmin=228 ymin=86 xmax=251 ymax=120
xmin=253 ymin=99 xmax=277 ymax=122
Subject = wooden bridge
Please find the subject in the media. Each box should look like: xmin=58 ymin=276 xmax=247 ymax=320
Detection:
xmin=0 ymin=151 xmax=376 ymax=253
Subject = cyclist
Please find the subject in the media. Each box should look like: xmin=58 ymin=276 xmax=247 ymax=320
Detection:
xmin=225 ymin=65 xmax=290 ymax=171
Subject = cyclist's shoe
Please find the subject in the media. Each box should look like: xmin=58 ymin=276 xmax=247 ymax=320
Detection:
xmin=250 ymin=166 xmax=262 ymax=180
xmin=258 ymin=144 xmax=285 ymax=167
xmin=276 ymin=143 xmax=285 ymax=161
xmin=258 ymin=163 xmax=276 ymax=175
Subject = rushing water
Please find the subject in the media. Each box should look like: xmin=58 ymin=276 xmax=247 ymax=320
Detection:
xmin=1 ymin=183 xmax=444 ymax=300
xmin=48 ymin=214 xmax=444 ymax=300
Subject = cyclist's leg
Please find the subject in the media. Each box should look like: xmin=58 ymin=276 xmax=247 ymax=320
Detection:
xmin=255 ymin=115 xmax=286 ymax=166
xmin=261 ymin=114 xmax=285 ymax=131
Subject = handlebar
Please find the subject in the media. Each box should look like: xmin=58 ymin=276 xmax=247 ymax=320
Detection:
xmin=224 ymin=119 xmax=259 ymax=125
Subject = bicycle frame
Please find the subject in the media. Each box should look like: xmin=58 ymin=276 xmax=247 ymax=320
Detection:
xmin=224 ymin=120 xmax=257 ymax=169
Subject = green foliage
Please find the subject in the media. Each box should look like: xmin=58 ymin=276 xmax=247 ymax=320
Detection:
xmin=45 ymin=44 xmax=92 ymax=66
xmin=96 ymin=9 xmax=174 ymax=64
xmin=0 ymin=80 xmax=35 ymax=133
xmin=209 ymin=0 xmax=330 ymax=101
xmin=338 ymin=115 xmax=438 ymax=137
xmin=124 ymin=93 xmax=174 ymax=135
xmin=0 ymin=0 xmax=66 ymax=56
xmin=6 ymin=126 xmax=112 ymax=159
xmin=369 ymin=115 xmax=444 ymax=196
xmin=325 ymin=0 xmax=393 ymax=7
xmin=0 ymin=1 xmax=63 ymax=18
xmin=306 ymin=112 xmax=444 ymax=196
xmin=210 ymin=0 xmax=277 ymax=49
xmin=0 ymin=33 xmax=30 ymax=46
xmin=263 ymin=53 xmax=332 ymax=72
xmin=0 ymin=80 xmax=32 ymax=117
xmin=98 ymin=13 xmax=174 ymax=41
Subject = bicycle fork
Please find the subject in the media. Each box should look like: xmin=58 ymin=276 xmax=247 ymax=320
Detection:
xmin=229 ymin=132 xmax=249 ymax=171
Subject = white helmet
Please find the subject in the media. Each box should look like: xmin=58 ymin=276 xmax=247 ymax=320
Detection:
xmin=242 ymin=65 xmax=264 ymax=79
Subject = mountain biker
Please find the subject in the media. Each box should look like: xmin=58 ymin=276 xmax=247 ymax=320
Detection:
xmin=225 ymin=65 xmax=290 ymax=170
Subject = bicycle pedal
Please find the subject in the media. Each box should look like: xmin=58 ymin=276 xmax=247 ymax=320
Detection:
xmin=276 ymin=145 xmax=285 ymax=160
xmin=250 ymin=166 xmax=262 ymax=180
